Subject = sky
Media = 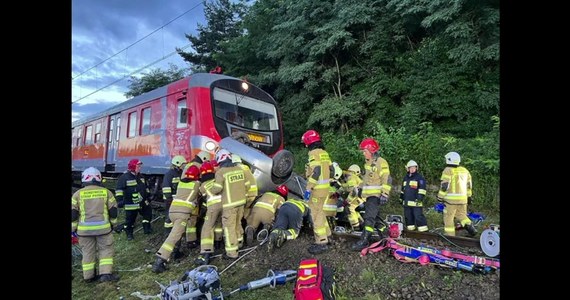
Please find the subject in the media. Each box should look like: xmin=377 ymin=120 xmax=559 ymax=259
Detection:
xmin=71 ymin=0 xmax=207 ymax=123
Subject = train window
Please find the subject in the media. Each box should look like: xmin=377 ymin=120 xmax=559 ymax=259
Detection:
xmin=85 ymin=125 xmax=93 ymax=145
xmin=128 ymin=112 xmax=137 ymax=138
xmin=109 ymin=119 xmax=114 ymax=144
xmin=177 ymin=99 xmax=188 ymax=128
xmin=116 ymin=117 xmax=121 ymax=141
xmin=141 ymin=107 xmax=151 ymax=135
xmin=94 ymin=123 xmax=102 ymax=143
xmin=213 ymin=88 xmax=279 ymax=131
xmin=76 ymin=127 xmax=82 ymax=146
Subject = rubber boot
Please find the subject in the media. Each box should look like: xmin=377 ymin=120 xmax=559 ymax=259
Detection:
xmin=151 ymin=257 xmax=167 ymax=273
xmin=326 ymin=216 xmax=336 ymax=232
xmin=465 ymin=223 xmax=478 ymax=237
xmin=125 ymin=227 xmax=134 ymax=241
xmin=351 ymin=230 xmax=372 ymax=251
xmin=143 ymin=222 xmax=152 ymax=234
xmin=307 ymin=243 xmax=329 ymax=254
xmin=99 ymin=273 xmax=120 ymax=282
xmin=245 ymin=226 xmax=255 ymax=246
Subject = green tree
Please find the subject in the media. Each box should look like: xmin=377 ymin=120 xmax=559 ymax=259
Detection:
xmin=177 ymin=0 xmax=249 ymax=72
xmin=124 ymin=64 xmax=189 ymax=98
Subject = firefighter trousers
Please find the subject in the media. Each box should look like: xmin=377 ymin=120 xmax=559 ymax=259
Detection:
xmin=308 ymin=193 xmax=329 ymax=244
xmin=443 ymin=203 xmax=471 ymax=236
xmin=246 ymin=206 xmax=275 ymax=230
xmin=156 ymin=212 xmax=188 ymax=260
xmin=404 ymin=206 xmax=428 ymax=231
xmin=200 ymin=203 xmax=222 ymax=253
xmin=78 ymin=232 xmax=114 ymax=280
xmin=221 ymin=206 xmax=241 ymax=258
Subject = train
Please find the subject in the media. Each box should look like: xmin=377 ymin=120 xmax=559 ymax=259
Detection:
xmin=72 ymin=72 xmax=305 ymax=200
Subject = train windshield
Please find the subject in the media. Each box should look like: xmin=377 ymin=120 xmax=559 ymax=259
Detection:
xmin=212 ymin=87 xmax=279 ymax=131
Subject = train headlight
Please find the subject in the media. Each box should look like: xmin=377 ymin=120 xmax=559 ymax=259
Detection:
xmin=205 ymin=141 xmax=217 ymax=151
xmin=241 ymin=82 xmax=249 ymax=92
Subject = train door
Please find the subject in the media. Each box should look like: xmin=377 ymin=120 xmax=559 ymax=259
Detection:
xmin=105 ymin=113 xmax=121 ymax=171
xmin=166 ymin=91 xmax=192 ymax=159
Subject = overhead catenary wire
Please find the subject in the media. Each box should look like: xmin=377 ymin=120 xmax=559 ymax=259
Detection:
xmin=71 ymin=0 xmax=205 ymax=81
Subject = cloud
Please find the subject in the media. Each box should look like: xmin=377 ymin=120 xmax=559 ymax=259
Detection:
xmin=72 ymin=0 xmax=206 ymax=123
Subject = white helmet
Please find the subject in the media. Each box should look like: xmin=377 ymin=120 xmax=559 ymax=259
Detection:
xmin=232 ymin=154 xmax=243 ymax=164
xmin=197 ymin=150 xmax=210 ymax=162
xmin=171 ymin=155 xmax=187 ymax=167
xmin=348 ymin=164 xmax=361 ymax=175
xmin=445 ymin=152 xmax=461 ymax=165
xmin=215 ymin=149 xmax=232 ymax=163
xmin=332 ymin=162 xmax=342 ymax=180
xmin=406 ymin=160 xmax=418 ymax=169
xmin=81 ymin=167 xmax=102 ymax=183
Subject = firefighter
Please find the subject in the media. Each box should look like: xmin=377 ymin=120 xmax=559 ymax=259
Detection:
xmin=162 ymin=155 xmax=188 ymax=232
xmin=189 ymin=150 xmax=211 ymax=168
xmin=437 ymin=152 xmax=476 ymax=236
xmin=301 ymin=129 xmax=332 ymax=254
xmin=186 ymin=150 xmax=211 ymax=245
xmin=343 ymin=164 xmax=364 ymax=231
xmin=232 ymin=154 xmax=258 ymax=219
xmin=72 ymin=167 xmax=119 ymax=282
xmin=210 ymin=149 xmax=250 ymax=259
xmin=400 ymin=160 xmax=428 ymax=232
xmin=116 ymin=159 xmax=152 ymax=240
xmin=267 ymin=198 xmax=313 ymax=251
xmin=194 ymin=161 xmax=224 ymax=265
xmin=244 ymin=185 xmax=288 ymax=246
xmin=232 ymin=154 xmax=258 ymax=248
xmin=324 ymin=162 xmax=343 ymax=231
xmin=351 ymin=137 xmax=392 ymax=251
xmin=152 ymin=165 xmax=202 ymax=273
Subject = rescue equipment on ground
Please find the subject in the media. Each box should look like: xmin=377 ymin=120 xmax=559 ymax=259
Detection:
xmin=226 ymin=269 xmax=297 ymax=297
xmin=159 ymin=265 xmax=222 ymax=300
xmin=432 ymin=203 xmax=486 ymax=226
xmin=294 ymin=258 xmax=336 ymax=300
xmin=480 ymin=224 xmax=500 ymax=257
xmin=360 ymin=238 xmax=499 ymax=274
xmin=385 ymin=215 xmax=404 ymax=238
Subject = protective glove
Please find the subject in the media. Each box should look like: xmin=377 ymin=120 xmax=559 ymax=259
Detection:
xmin=303 ymin=190 xmax=311 ymax=201
xmin=468 ymin=196 xmax=473 ymax=205
xmin=379 ymin=194 xmax=389 ymax=205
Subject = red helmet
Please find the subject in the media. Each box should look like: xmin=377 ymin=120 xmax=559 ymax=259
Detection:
xmin=359 ymin=138 xmax=380 ymax=153
xmin=301 ymin=130 xmax=321 ymax=146
xmin=200 ymin=161 xmax=215 ymax=175
xmin=184 ymin=165 xmax=201 ymax=180
xmin=276 ymin=184 xmax=289 ymax=197
xmin=127 ymin=159 xmax=143 ymax=171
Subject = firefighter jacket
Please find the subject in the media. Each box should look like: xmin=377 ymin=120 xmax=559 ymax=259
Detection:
xmin=343 ymin=173 xmax=364 ymax=205
xmin=200 ymin=178 xmax=222 ymax=209
xmin=282 ymin=199 xmax=313 ymax=227
xmin=116 ymin=171 xmax=149 ymax=211
xmin=162 ymin=167 xmax=182 ymax=202
xmin=437 ymin=166 xmax=472 ymax=204
xmin=189 ymin=156 xmax=204 ymax=169
xmin=169 ymin=178 xmax=201 ymax=214
xmin=304 ymin=148 xmax=332 ymax=196
xmin=211 ymin=163 xmax=250 ymax=210
xmin=253 ymin=192 xmax=285 ymax=215
xmin=361 ymin=156 xmax=392 ymax=199
xmin=400 ymin=172 xmax=427 ymax=207
xmin=238 ymin=163 xmax=258 ymax=201
xmin=72 ymin=185 xmax=118 ymax=236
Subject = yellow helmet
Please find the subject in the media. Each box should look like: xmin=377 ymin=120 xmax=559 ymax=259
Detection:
xmin=171 ymin=155 xmax=187 ymax=167
xmin=405 ymin=160 xmax=418 ymax=169
xmin=445 ymin=152 xmax=461 ymax=166
xmin=348 ymin=164 xmax=361 ymax=176
xmin=197 ymin=151 xmax=210 ymax=162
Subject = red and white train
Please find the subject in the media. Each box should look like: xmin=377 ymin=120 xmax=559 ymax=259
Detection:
xmin=72 ymin=73 xmax=302 ymax=198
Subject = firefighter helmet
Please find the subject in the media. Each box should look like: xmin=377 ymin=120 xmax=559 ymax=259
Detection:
xmin=301 ymin=130 xmax=321 ymax=146
xmin=127 ymin=159 xmax=143 ymax=171
xmin=332 ymin=162 xmax=342 ymax=180
xmin=171 ymin=155 xmax=187 ymax=167
xmin=359 ymin=138 xmax=380 ymax=153
xmin=197 ymin=151 xmax=210 ymax=162
xmin=183 ymin=165 xmax=200 ymax=180
xmin=348 ymin=164 xmax=361 ymax=175
xmin=232 ymin=154 xmax=242 ymax=164
xmin=406 ymin=160 xmax=418 ymax=169
xmin=276 ymin=184 xmax=289 ymax=197
xmin=81 ymin=167 xmax=102 ymax=183
xmin=445 ymin=152 xmax=461 ymax=165
xmin=215 ymin=149 xmax=232 ymax=163
xmin=200 ymin=161 xmax=215 ymax=175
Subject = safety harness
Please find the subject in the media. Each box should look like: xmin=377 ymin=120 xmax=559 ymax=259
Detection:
xmin=360 ymin=238 xmax=499 ymax=274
